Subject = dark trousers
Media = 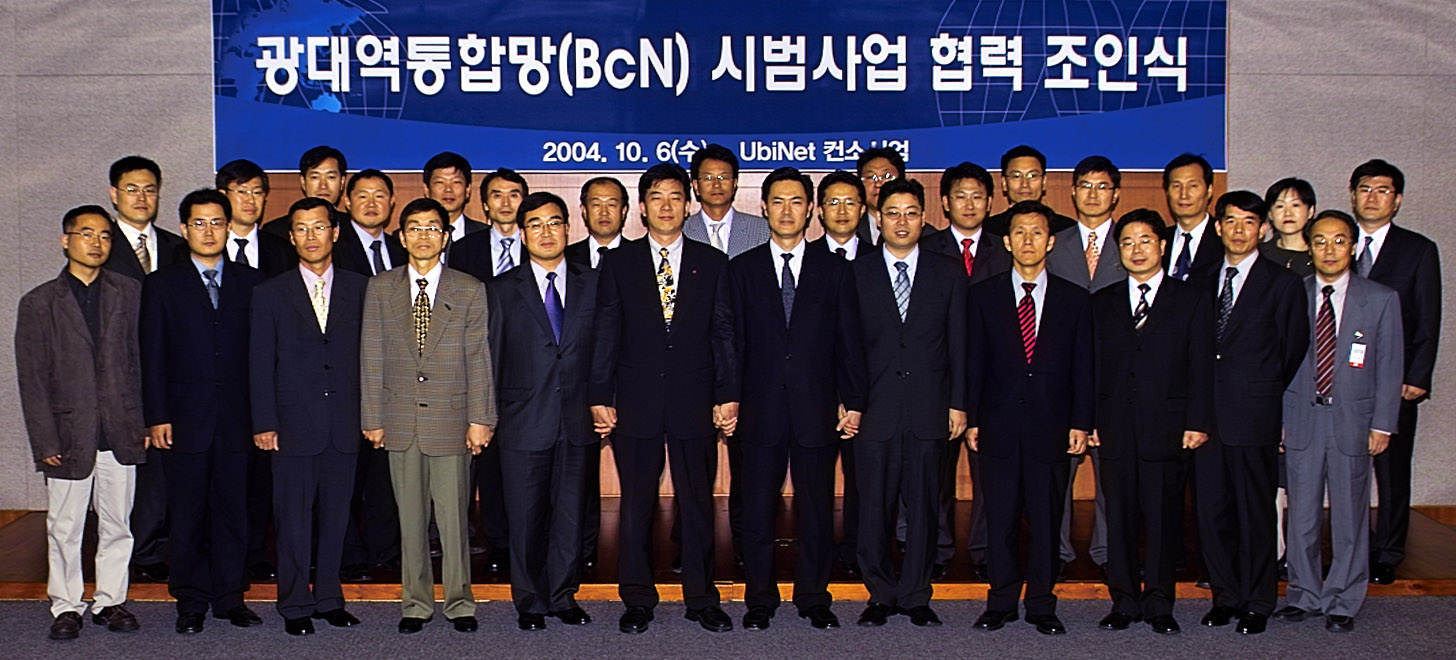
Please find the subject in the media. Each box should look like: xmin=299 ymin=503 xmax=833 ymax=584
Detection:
xmin=856 ymin=432 xmax=944 ymax=609
xmin=836 ymin=441 xmax=860 ymax=565
xmin=472 ymin=443 xmax=509 ymax=550
xmin=341 ymin=441 xmax=399 ymax=567
xmin=982 ymin=448 xmax=1071 ymax=616
xmin=246 ymin=447 xmax=273 ymax=568
xmin=671 ymin=438 xmax=742 ymax=560
xmin=965 ymin=446 xmax=988 ymax=565
xmin=581 ymin=443 xmax=603 ymax=560
xmin=1101 ymin=452 xmax=1183 ymax=618
xmin=1372 ymin=399 xmax=1419 ymax=566
xmin=130 ymin=447 xmax=169 ymax=566
xmin=501 ymin=441 xmax=590 ymax=615
xmin=273 ymin=446 xmax=356 ymax=620
xmin=741 ymin=436 xmax=838 ymax=613
xmin=1193 ymin=437 xmax=1278 ymax=615
xmin=614 ymin=433 xmax=719 ymax=610
xmin=161 ymin=443 xmax=249 ymax=615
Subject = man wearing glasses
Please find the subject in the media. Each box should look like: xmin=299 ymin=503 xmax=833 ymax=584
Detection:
xmin=854 ymin=147 xmax=905 ymax=246
xmin=984 ymin=146 xmax=1076 ymax=237
xmin=684 ymin=144 xmax=770 ymax=259
xmin=140 ymin=189 xmax=267 ymax=633
xmin=217 ymin=159 xmax=294 ymax=277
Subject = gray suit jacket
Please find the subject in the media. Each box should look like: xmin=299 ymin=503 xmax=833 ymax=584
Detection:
xmin=1046 ymin=223 xmax=1125 ymax=293
xmin=360 ymin=265 xmax=496 ymax=456
xmin=684 ymin=209 xmax=770 ymax=258
xmin=1282 ymin=274 xmax=1403 ymax=457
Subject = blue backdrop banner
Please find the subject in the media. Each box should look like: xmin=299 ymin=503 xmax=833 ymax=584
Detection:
xmin=213 ymin=0 xmax=1227 ymax=171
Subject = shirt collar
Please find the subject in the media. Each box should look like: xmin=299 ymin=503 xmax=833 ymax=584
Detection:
xmin=647 ymin=233 xmax=684 ymax=255
xmin=350 ymin=220 xmax=387 ymax=247
xmin=1221 ymin=252 xmax=1257 ymax=280
xmin=191 ymin=256 xmax=224 ymax=283
xmin=1013 ymin=266 xmax=1049 ymax=291
xmin=298 ymin=262 xmax=333 ymax=289
xmin=490 ymin=224 xmax=519 ymax=247
xmin=230 ymin=223 xmax=259 ymax=243
xmin=408 ymin=260 xmax=442 ymax=286
xmin=704 ymin=207 xmax=736 ymax=227
xmin=529 ymin=258 xmax=566 ymax=285
xmin=771 ymin=237 xmax=806 ymax=262
xmin=947 ymin=224 xmax=983 ymax=247
xmin=594 ymin=234 xmax=623 ymax=250
xmin=115 ymin=220 xmax=156 ymax=247
xmin=1130 ymin=269 xmax=1165 ymax=298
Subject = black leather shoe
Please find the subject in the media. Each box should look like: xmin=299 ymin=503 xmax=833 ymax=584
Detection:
xmin=1195 ymin=575 xmax=1212 ymax=589
xmin=1098 ymin=563 xmax=1110 ymax=585
xmin=857 ymin=602 xmax=894 ymax=627
xmin=973 ymin=563 xmax=990 ymax=581
xmin=1055 ymin=560 xmax=1068 ymax=582
xmin=670 ymin=553 xmax=683 ymax=574
xmin=684 ymin=605 xmax=733 ymax=632
xmin=1236 ymin=612 xmax=1268 ymax=635
xmin=1325 ymin=615 xmax=1355 ymax=632
xmin=1147 ymin=614 xmax=1181 ymax=634
xmin=397 ymin=616 xmax=430 ymax=634
xmin=487 ymin=548 xmax=510 ymax=572
xmin=218 ymin=605 xmax=262 ymax=627
xmin=905 ymin=606 xmax=942 ymax=627
xmin=619 ymin=607 xmax=653 ymax=634
xmin=284 ymin=617 xmax=315 ymax=636
xmin=312 ymin=609 xmax=360 ymax=627
xmin=449 ymin=616 xmax=478 ymax=632
xmin=743 ymin=606 xmax=773 ymax=630
xmin=582 ymin=551 xmax=598 ymax=570
xmin=1201 ymin=605 xmax=1240 ymax=627
xmin=1027 ymin=614 xmax=1066 ymax=635
xmin=799 ymin=605 xmax=839 ymax=629
xmin=548 ymin=606 xmax=591 ymax=625
xmin=1277 ymin=555 xmax=1288 ymax=582
xmin=341 ymin=563 xmax=374 ymax=583
xmin=92 ymin=604 xmax=140 ymax=632
xmin=839 ymin=560 xmax=861 ymax=578
xmin=930 ymin=563 xmax=949 ymax=582
xmin=517 ymin=613 xmax=546 ymax=631
xmin=1370 ymin=561 xmax=1396 ymax=585
xmin=1272 ymin=605 xmax=1313 ymax=622
xmin=50 ymin=611 xmax=82 ymax=640
xmin=1098 ymin=611 xmax=1137 ymax=630
xmin=248 ymin=561 xmax=277 ymax=582
xmin=972 ymin=609 xmax=1018 ymax=631
xmin=134 ymin=562 xmax=169 ymax=583
xmin=175 ymin=613 xmax=205 ymax=634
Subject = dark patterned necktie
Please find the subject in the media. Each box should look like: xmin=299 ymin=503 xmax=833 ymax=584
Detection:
xmin=1356 ymin=236 xmax=1374 ymax=277
xmin=657 ymin=247 xmax=676 ymax=331
xmin=234 ymin=238 xmax=250 ymax=267
xmin=413 ymin=278 xmax=430 ymax=355
xmin=1018 ymin=282 xmax=1037 ymax=363
xmin=371 ymin=239 xmax=386 ymax=275
xmin=1173 ymin=232 xmax=1193 ymax=280
xmin=1216 ymin=266 xmax=1237 ymax=344
xmin=203 ymin=269 xmax=219 ymax=309
xmin=780 ymin=253 xmax=795 ymax=327
xmin=893 ymin=262 xmax=910 ymax=321
xmin=1133 ymin=283 xmax=1151 ymax=331
xmin=1315 ymin=285 xmax=1336 ymax=397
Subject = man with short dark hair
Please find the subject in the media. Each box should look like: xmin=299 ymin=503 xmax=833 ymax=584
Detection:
xmin=423 ymin=151 xmax=488 ymax=245
xmin=18 ymin=205 xmax=147 ymax=640
xmin=450 ymin=168 xmax=530 ymax=287
xmin=854 ymin=147 xmax=906 ymax=246
xmin=685 ymin=144 xmax=770 ymax=258
xmin=262 ymin=146 xmax=349 ymax=238
xmin=217 ymin=159 xmax=294 ymax=277
xmin=984 ymin=146 xmax=1076 ymax=236
xmin=565 ymin=176 xmax=630 ymax=270
xmin=1162 ymin=153 xmax=1223 ymax=282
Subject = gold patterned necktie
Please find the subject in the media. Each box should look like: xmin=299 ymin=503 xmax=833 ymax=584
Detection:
xmin=413 ymin=278 xmax=430 ymax=355
xmin=312 ymin=277 xmax=328 ymax=333
xmin=135 ymin=234 xmax=151 ymax=274
xmin=656 ymin=247 xmax=676 ymax=331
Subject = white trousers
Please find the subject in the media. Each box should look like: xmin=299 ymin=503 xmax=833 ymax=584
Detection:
xmin=46 ymin=450 xmax=136 ymax=617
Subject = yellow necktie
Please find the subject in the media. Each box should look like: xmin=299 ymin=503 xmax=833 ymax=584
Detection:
xmin=413 ymin=278 xmax=430 ymax=355
xmin=312 ymin=277 xmax=328 ymax=332
xmin=656 ymin=247 xmax=675 ymax=331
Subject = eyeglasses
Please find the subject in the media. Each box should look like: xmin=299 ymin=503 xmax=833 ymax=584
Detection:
xmin=291 ymin=224 xmax=332 ymax=236
xmin=1311 ymin=236 xmax=1353 ymax=247
xmin=1005 ymin=171 xmax=1044 ymax=182
xmin=405 ymin=226 xmax=445 ymax=236
xmin=696 ymin=174 xmax=734 ymax=184
xmin=523 ymin=219 xmax=566 ymax=233
xmin=65 ymin=229 xmax=113 ymax=242
xmin=120 ymin=186 xmax=159 ymax=198
xmin=1356 ymin=185 xmax=1396 ymax=197
xmin=882 ymin=209 xmax=922 ymax=221
xmin=861 ymin=173 xmax=897 ymax=184
xmin=823 ymin=197 xmax=861 ymax=208
xmin=226 ymin=188 xmax=267 ymax=198
xmin=186 ymin=218 xmax=227 ymax=229
xmin=1077 ymin=182 xmax=1115 ymax=191
xmin=1118 ymin=237 xmax=1158 ymax=249
xmin=949 ymin=193 xmax=988 ymax=203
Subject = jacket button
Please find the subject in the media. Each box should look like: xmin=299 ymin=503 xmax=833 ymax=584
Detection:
xmin=894 ymin=371 xmax=902 ymax=377
xmin=665 ymin=344 xmax=673 ymax=350
xmin=556 ymin=354 xmax=563 ymax=360
xmin=323 ymin=364 xmax=331 ymax=370
xmin=784 ymin=353 xmax=792 ymax=360
xmin=553 ymin=386 xmax=561 ymax=393
xmin=659 ymin=372 xmax=666 ymax=378
xmin=418 ymin=402 xmax=428 ymax=408
xmin=323 ymin=391 xmax=331 ymax=397
xmin=418 ymin=375 xmax=427 ymax=382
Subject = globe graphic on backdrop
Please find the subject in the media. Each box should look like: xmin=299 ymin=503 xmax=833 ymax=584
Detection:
xmin=933 ymin=0 xmax=1223 ymax=127
xmin=213 ymin=0 xmax=409 ymax=119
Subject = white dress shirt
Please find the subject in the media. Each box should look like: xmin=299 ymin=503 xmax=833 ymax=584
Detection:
xmin=947 ymin=224 xmax=984 ymax=258
xmin=1357 ymin=222 xmax=1392 ymax=267
xmin=702 ymin=207 xmax=736 ymax=253
xmin=1077 ymin=218 xmax=1114 ymax=257
xmin=408 ymin=261 xmax=443 ymax=308
xmin=770 ymin=238 xmax=805 ymax=283
xmin=1219 ymin=253 xmax=1258 ymax=307
xmin=1315 ymin=270 xmax=1351 ymax=336
xmin=589 ymin=234 xmax=624 ymax=269
xmin=1174 ymin=214 xmax=1211 ymax=262
xmin=883 ymin=244 xmax=920 ymax=290
xmin=530 ymin=259 xmax=568 ymax=306
xmin=351 ymin=221 xmax=394 ymax=275
xmin=1012 ymin=267 xmax=1049 ymax=330
xmin=647 ymin=233 xmax=685 ymax=278
xmin=115 ymin=221 xmax=160 ymax=272
xmin=865 ymin=212 xmax=883 ymax=243
xmin=1128 ymin=269 xmax=1165 ymax=313
xmin=228 ymin=224 xmax=261 ymax=266
xmin=490 ymin=225 xmax=524 ymax=275
xmin=826 ymin=233 xmax=861 ymax=259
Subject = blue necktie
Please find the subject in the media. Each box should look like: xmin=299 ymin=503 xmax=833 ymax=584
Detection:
xmin=780 ymin=253 xmax=795 ymax=327
xmin=204 ymin=269 xmax=220 ymax=309
xmin=1356 ymin=235 xmax=1374 ymax=277
xmin=1173 ymin=232 xmax=1193 ymax=280
xmin=544 ymin=271 xmax=563 ymax=343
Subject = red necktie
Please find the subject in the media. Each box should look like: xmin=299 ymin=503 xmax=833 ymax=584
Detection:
xmin=1018 ymin=282 xmax=1037 ymax=363
xmin=961 ymin=237 xmax=975 ymax=277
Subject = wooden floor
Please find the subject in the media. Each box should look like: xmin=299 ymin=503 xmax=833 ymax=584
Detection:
xmin=2 ymin=499 xmax=1454 ymax=602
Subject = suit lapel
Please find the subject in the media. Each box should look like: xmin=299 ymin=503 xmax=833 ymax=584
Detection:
xmin=671 ymin=243 xmax=699 ymax=333
xmin=514 ymin=265 xmax=556 ymax=343
xmin=903 ymin=255 xmax=936 ymax=328
xmin=1368 ymin=226 xmax=1399 ymax=280
xmin=864 ymin=249 xmax=900 ymax=324
xmin=422 ymin=271 xmax=457 ymax=359
xmin=1226 ymin=258 xmax=1267 ymax=336
xmin=759 ymin=248 xmax=788 ymax=328
xmin=52 ymin=274 xmax=93 ymax=349
xmin=285 ymin=269 xmax=324 ymax=335
xmin=791 ymin=246 xmax=825 ymax=328
xmin=1093 ymin=228 xmax=1120 ymax=284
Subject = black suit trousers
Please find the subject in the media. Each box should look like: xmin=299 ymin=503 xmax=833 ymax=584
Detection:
xmin=1372 ymin=399 xmax=1419 ymax=565
xmin=246 ymin=447 xmax=274 ymax=567
xmin=613 ymin=433 xmax=720 ymax=610
xmin=161 ymin=441 xmax=249 ymax=615
xmin=1193 ymin=436 xmax=1278 ymax=615
xmin=472 ymin=443 xmax=509 ymax=548
xmin=581 ymin=443 xmax=603 ymax=559
xmin=130 ymin=447 xmax=169 ymax=566
xmin=741 ymin=436 xmax=839 ymax=612
xmin=836 ymin=442 xmax=860 ymax=564
xmin=1101 ymin=452 xmax=1183 ymax=618
xmin=272 ymin=445 xmax=356 ymax=619
xmin=983 ymin=448 xmax=1071 ymax=616
xmin=855 ymin=431 xmax=945 ymax=609
xmin=341 ymin=442 xmax=400 ymax=567
xmin=501 ymin=441 xmax=590 ymax=615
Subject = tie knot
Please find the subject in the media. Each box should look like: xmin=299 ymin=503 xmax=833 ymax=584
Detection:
xmin=204 ymin=269 xmax=218 ymax=283
xmin=894 ymin=261 xmax=908 ymax=273
xmin=236 ymin=238 xmax=248 ymax=247
xmin=1138 ymin=283 xmax=1151 ymax=293
xmin=836 ymin=247 xmax=847 ymax=257
xmin=1322 ymin=284 xmax=1335 ymax=298
xmin=416 ymin=278 xmax=428 ymax=291
xmin=781 ymin=253 xmax=793 ymax=264
xmin=962 ymin=238 xmax=974 ymax=249
xmin=137 ymin=235 xmax=147 ymax=246
xmin=1225 ymin=266 xmax=1238 ymax=279
xmin=1022 ymin=282 xmax=1036 ymax=294
xmin=598 ymin=246 xmax=608 ymax=255
xmin=659 ymin=247 xmax=670 ymax=258
xmin=315 ymin=277 xmax=325 ymax=291
xmin=546 ymin=271 xmax=557 ymax=283
xmin=502 ymin=237 xmax=514 ymax=249
xmin=1364 ymin=235 xmax=1373 ymax=247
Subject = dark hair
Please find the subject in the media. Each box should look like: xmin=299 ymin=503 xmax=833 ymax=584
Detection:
xmin=690 ymin=143 xmax=740 ymax=179
xmin=760 ymin=167 xmax=813 ymax=202
xmin=216 ymin=159 xmax=269 ymax=193
xmin=1162 ymin=153 xmax=1213 ymax=188
xmin=1115 ymin=209 xmax=1166 ymax=241
xmin=347 ymin=169 xmax=394 ymax=196
xmin=178 ymin=188 xmax=231 ymax=224
xmin=1215 ymin=190 xmax=1268 ymax=222
xmin=299 ymin=145 xmax=347 ymax=175
xmin=399 ymin=197 xmax=450 ymax=230
xmin=1305 ymin=209 xmax=1358 ymax=243
xmin=999 ymin=145 xmax=1046 ymax=172
xmin=518 ymin=192 xmax=568 ymax=220
xmin=288 ymin=197 xmax=338 ymax=227
xmin=1073 ymin=155 xmax=1121 ymax=188
xmin=816 ymin=170 xmax=866 ymax=206
xmin=875 ymin=177 xmax=924 ymax=211
xmin=1264 ymin=177 xmax=1316 ymax=209
xmin=62 ymin=204 xmax=112 ymax=232
xmin=579 ymin=176 xmax=628 ymax=206
xmin=109 ymin=155 xmax=162 ymax=187
xmin=939 ymin=162 xmax=993 ymax=199
xmin=422 ymin=151 xmax=472 ymax=186
xmin=481 ymin=168 xmax=529 ymax=197
xmin=637 ymin=163 xmax=692 ymax=203
xmin=856 ymin=147 xmax=905 ymax=176
xmin=1005 ymin=200 xmax=1055 ymax=231
xmin=1349 ymin=159 xmax=1404 ymax=195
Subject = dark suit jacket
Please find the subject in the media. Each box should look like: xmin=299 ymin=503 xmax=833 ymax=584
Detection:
xmin=140 ymin=259 xmax=265 ymax=453
xmin=1092 ymin=276 xmax=1215 ymax=462
xmin=565 ymin=237 xmax=630 ymax=269
xmin=807 ymin=236 xmax=865 ymax=261
xmin=589 ymin=238 xmax=737 ymax=439
xmin=984 ymin=209 xmax=1077 ymax=237
xmin=102 ymin=222 xmax=184 ymax=281
xmin=16 ymin=269 xmax=147 ymax=478
xmin=729 ymin=243 xmax=867 ymax=447
xmin=1162 ymin=218 xmax=1223 ymax=282
xmin=334 ymin=222 xmax=407 ymax=278
xmin=488 ymin=261 xmax=599 ymax=450
xmin=448 ymin=226 xmax=516 ymax=282
xmin=1366 ymin=224 xmax=1441 ymax=390
xmin=967 ymin=272 xmax=1093 ymax=464
xmin=1200 ymin=257 xmax=1309 ymax=446
xmin=851 ymin=248 xmax=968 ymax=442
xmin=918 ymin=226 xmax=1012 ymax=286
xmin=248 ymin=267 xmax=367 ymax=456
xmin=225 ymin=230 xmax=296 ymax=277
xmin=855 ymin=219 xmax=879 ymax=249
